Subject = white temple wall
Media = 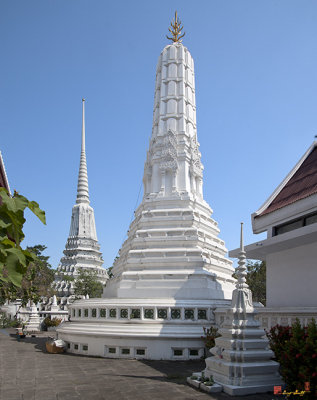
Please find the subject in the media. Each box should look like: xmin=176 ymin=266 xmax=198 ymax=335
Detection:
xmin=69 ymin=337 xmax=203 ymax=360
xmin=266 ymin=241 xmax=317 ymax=307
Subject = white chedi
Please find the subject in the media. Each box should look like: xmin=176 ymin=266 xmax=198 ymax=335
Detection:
xmin=202 ymin=224 xmax=282 ymax=395
xmin=58 ymin=30 xmax=235 ymax=360
xmin=104 ymin=41 xmax=235 ymax=300
xmin=53 ymin=100 xmax=108 ymax=298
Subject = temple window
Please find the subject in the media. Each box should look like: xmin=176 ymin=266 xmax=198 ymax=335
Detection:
xmin=274 ymin=211 xmax=317 ymax=236
xmin=184 ymin=309 xmax=194 ymax=320
xmin=171 ymin=308 xmax=181 ymax=319
xmin=84 ymin=309 xmax=88 ymax=317
xmin=109 ymin=309 xmax=117 ymax=318
xmin=144 ymin=309 xmax=154 ymax=319
xmin=100 ymin=308 xmax=106 ymax=318
xmin=91 ymin=309 xmax=96 ymax=317
xmin=198 ymin=309 xmax=207 ymax=320
xmin=130 ymin=309 xmax=141 ymax=319
xmin=120 ymin=309 xmax=128 ymax=318
xmin=157 ymin=309 xmax=167 ymax=319
xmin=173 ymin=349 xmax=183 ymax=356
xmin=108 ymin=347 xmax=116 ymax=354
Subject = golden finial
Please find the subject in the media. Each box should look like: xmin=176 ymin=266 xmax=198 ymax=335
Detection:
xmin=166 ymin=11 xmax=185 ymax=43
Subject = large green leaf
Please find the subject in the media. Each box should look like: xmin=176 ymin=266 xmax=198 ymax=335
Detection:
xmin=0 ymin=238 xmax=16 ymax=248
xmin=28 ymin=201 xmax=46 ymax=225
xmin=3 ymin=209 xmax=25 ymax=245
xmin=0 ymin=188 xmax=46 ymax=289
xmin=0 ymin=219 xmax=10 ymax=230
xmin=4 ymin=248 xmax=27 ymax=286
xmin=0 ymin=265 xmax=8 ymax=283
xmin=0 ymin=189 xmax=28 ymax=213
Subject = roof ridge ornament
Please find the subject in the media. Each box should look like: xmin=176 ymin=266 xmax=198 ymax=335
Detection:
xmin=166 ymin=11 xmax=185 ymax=43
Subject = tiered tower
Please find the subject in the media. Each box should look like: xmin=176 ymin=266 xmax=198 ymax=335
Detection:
xmin=202 ymin=224 xmax=281 ymax=395
xmin=53 ymin=100 xmax=108 ymax=298
xmin=105 ymin=16 xmax=235 ymax=300
xmin=59 ymin=15 xmax=235 ymax=360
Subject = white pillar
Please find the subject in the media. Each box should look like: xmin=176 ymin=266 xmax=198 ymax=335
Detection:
xmin=159 ymin=170 xmax=165 ymax=196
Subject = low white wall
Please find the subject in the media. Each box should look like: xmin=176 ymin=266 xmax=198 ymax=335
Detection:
xmin=59 ymin=332 xmax=205 ymax=360
xmin=214 ymin=306 xmax=317 ymax=330
xmin=266 ymin=242 xmax=317 ymax=307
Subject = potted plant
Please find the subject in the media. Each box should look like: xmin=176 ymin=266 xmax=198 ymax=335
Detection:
xmin=43 ymin=317 xmax=62 ymax=331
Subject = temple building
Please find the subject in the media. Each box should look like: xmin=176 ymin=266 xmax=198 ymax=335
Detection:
xmin=58 ymin=14 xmax=236 ymax=360
xmin=53 ymin=99 xmax=108 ymax=300
xmin=230 ymin=140 xmax=317 ymax=325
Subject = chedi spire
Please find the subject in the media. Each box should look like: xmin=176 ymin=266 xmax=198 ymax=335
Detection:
xmin=53 ymin=99 xmax=108 ymax=299
xmin=76 ymin=99 xmax=89 ymax=204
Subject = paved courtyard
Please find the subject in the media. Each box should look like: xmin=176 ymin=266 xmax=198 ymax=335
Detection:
xmin=0 ymin=329 xmax=277 ymax=400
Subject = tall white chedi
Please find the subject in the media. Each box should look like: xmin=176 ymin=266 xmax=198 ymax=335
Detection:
xmin=105 ymin=17 xmax=235 ymax=300
xmin=58 ymin=16 xmax=236 ymax=360
xmin=54 ymin=99 xmax=108 ymax=297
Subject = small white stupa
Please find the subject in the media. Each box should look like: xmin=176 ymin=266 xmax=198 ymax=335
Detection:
xmin=53 ymin=99 xmax=108 ymax=298
xmin=58 ymin=13 xmax=235 ymax=360
xmin=202 ymin=223 xmax=282 ymax=395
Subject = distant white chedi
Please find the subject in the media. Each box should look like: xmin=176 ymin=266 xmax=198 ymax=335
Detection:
xmin=53 ymin=100 xmax=108 ymax=299
xmin=58 ymin=17 xmax=236 ymax=360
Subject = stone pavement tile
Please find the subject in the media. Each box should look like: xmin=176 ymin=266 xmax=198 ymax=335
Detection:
xmin=0 ymin=388 xmax=24 ymax=397
xmin=34 ymin=395 xmax=57 ymax=400
xmin=0 ymin=330 xmax=278 ymax=400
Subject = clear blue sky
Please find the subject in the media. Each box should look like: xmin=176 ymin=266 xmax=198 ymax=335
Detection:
xmin=1 ymin=1 xmax=317 ymax=269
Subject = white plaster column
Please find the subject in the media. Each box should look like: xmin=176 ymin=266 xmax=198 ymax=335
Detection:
xmin=159 ymin=169 xmax=165 ymax=196
xmin=190 ymin=172 xmax=196 ymax=195
xmin=172 ymin=170 xmax=177 ymax=193
xmin=197 ymin=177 xmax=203 ymax=198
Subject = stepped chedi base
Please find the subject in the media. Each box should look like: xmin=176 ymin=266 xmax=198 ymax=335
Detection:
xmin=53 ymin=99 xmax=108 ymax=300
xmin=58 ymin=14 xmax=235 ymax=360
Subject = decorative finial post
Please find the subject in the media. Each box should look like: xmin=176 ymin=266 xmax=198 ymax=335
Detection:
xmin=237 ymin=222 xmax=248 ymax=290
xmin=82 ymin=98 xmax=85 ymax=152
xmin=166 ymin=11 xmax=185 ymax=43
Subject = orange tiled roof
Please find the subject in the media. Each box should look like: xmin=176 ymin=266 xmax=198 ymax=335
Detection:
xmin=259 ymin=145 xmax=317 ymax=216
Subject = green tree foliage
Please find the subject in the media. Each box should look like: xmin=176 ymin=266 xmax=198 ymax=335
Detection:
xmin=0 ymin=245 xmax=54 ymax=305
xmin=245 ymin=260 xmax=266 ymax=305
xmin=0 ymin=188 xmax=46 ymax=287
xmin=267 ymin=319 xmax=317 ymax=396
xmin=73 ymin=269 xmax=104 ymax=298
xmin=233 ymin=260 xmax=266 ymax=305
xmin=107 ymin=255 xmax=119 ymax=278
xmin=43 ymin=316 xmax=62 ymax=327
